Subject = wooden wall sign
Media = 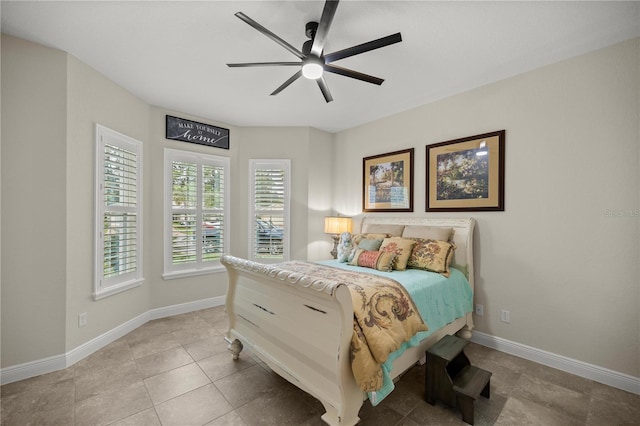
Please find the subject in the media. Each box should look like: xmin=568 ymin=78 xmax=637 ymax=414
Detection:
xmin=166 ymin=115 xmax=229 ymax=150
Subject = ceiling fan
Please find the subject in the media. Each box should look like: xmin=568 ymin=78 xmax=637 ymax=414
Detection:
xmin=227 ymin=0 xmax=402 ymax=103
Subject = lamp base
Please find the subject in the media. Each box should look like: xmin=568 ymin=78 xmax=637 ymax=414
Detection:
xmin=330 ymin=234 xmax=340 ymax=259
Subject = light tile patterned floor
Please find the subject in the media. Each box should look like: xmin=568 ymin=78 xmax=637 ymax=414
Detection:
xmin=1 ymin=306 xmax=638 ymax=425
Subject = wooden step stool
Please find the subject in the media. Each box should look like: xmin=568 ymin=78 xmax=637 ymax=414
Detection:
xmin=425 ymin=334 xmax=492 ymax=425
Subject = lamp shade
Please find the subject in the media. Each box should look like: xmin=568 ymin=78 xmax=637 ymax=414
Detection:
xmin=324 ymin=216 xmax=353 ymax=234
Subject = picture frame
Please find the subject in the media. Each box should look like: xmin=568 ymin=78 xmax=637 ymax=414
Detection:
xmin=426 ymin=130 xmax=505 ymax=212
xmin=363 ymin=148 xmax=414 ymax=212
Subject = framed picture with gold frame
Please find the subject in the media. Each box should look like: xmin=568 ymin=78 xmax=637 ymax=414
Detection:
xmin=363 ymin=148 xmax=414 ymax=212
xmin=426 ymin=130 xmax=505 ymax=211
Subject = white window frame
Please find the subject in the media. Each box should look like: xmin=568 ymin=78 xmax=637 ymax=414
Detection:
xmin=249 ymin=159 xmax=290 ymax=262
xmin=94 ymin=124 xmax=144 ymax=300
xmin=163 ymin=148 xmax=230 ymax=279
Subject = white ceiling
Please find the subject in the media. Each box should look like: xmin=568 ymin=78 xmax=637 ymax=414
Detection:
xmin=2 ymin=1 xmax=638 ymax=133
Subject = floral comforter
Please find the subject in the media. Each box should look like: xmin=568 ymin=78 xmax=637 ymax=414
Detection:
xmin=279 ymin=261 xmax=428 ymax=392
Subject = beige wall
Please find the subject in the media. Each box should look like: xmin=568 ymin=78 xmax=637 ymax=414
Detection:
xmin=148 ymin=106 xmax=238 ymax=309
xmin=235 ymin=126 xmax=333 ymax=262
xmin=2 ymin=32 xmax=637 ymax=383
xmin=333 ymin=38 xmax=640 ymax=377
xmin=1 ymin=35 xmax=68 ymax=366
xmin=307 ymin=127 xmax=335 ymax=261
xmin=0 ymin=34 xmax=334 ymax=368
xmin=65 ymin=54 xmax=151 ymax=351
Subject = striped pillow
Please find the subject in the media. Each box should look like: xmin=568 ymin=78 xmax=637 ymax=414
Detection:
xmin=349 ymin=249 xmax=395 ymax=272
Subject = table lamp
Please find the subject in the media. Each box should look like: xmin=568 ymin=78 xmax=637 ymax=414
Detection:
xmin=324 ymin=216 xmax=353 ymax=259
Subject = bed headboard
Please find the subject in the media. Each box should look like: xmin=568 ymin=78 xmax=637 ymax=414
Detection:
xmin=359 ymin=217 xmax=476 ymax=288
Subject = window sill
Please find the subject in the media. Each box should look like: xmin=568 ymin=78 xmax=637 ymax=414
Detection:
xmin=93 ymin=278 xmax=144 ymax=301
xmin=162 ymin=265 xmax=226 ymax=280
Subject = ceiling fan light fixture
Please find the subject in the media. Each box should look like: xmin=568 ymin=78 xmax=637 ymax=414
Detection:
xmin=228 ymin=1 xmax=402 ymax=101
xmin=302 ymin=56 xmax=324 ymax=79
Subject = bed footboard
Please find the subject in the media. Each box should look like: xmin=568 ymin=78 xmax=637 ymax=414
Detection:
xmin=221 ymin=255 xmax=364 ymax=426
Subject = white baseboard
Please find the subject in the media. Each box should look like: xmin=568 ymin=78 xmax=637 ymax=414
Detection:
xmin=0 ymin=353 xmax=68 ymax=387
xmin=3 ymin=304 xmax=638 ymax=397
xmin=471 ymin=331 xmax=640 ymax=395
xmin=65 ymin=311 xmax=151 ymax=368
xmin=148 ymin=296 xmax=225 ymax=320
xmin=0 ymin=296 xmax=225 ymax=385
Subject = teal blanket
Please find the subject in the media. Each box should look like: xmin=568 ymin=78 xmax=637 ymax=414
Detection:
xmin=316 ymin=260 xmax=473 ymax=405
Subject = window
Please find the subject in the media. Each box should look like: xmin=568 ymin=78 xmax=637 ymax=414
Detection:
xmin=164 ymin=149 xmax=229 ymax=278
xmin=249 ymin=160 xmax=290 ymax=262
xmin=94 ymin=125 xmax=143 ymax=300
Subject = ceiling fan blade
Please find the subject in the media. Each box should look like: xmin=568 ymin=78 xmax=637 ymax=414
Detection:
xmin=311 ymin=0 xmax=339 ymax=57
xmin=270 ymin=70 xmax=303 ymax=96
xmin=234 ymin=12 xmax=304 ymax=59
xmin=316 ymin=76 xmax=334 ymax=103
xmin=324 ymin=64 xmax=384 ymax=85
xmin=324 ymin=32 xmax=402 ymax=63
xmin=227 ymin=62 xmax=301 ymax=68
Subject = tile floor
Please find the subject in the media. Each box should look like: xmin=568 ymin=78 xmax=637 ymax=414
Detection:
xmin=1 ymin=306 xmax=638 ymax=425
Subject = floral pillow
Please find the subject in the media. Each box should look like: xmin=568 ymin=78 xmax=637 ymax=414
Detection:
xmin=349 ymin=248 xmax=395 ymax=272
xmin=407 ymin=238 xmax=456 ymax=277
xmin=379 ymin=237 xmax=416 ymax=271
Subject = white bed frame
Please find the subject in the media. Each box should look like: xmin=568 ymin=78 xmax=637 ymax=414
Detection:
xmin=221 ymin=217 xmax=476 ymax=426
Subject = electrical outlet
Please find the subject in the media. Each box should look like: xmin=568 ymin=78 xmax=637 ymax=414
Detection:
xmin=500 ymin=310 xmax=510 ymax=323
xmin=475 ymin=304 xmax=484 ymax=316
xmin=78 ymin=312 xmax=87 ymax=327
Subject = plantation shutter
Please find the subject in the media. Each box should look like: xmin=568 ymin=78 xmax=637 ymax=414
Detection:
xmin=103 ymin=143 xmax=138 ymax=277
xmin=164 ymin=149 xmax=229 ymax=278
xmin=170 ymin=160 xmax=198 ymax=265
xmin=95 ymin=125 xmax=143 ymax=300
xmin=250 ymin=160 xmax=290 ymax=261
xmin=202 ymin=163 xmax=226 ymax=258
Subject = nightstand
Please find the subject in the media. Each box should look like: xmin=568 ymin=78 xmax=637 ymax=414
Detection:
xmin=425 ymin=334 xmax=491 ymax=425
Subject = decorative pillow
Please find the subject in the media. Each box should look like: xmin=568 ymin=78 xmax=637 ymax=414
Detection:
xmin=351 ymin=233 xmax=389 ymax=247
xmin=348 ymin=233 xmax=389 ymax=262
xmin=361 ymin=223 xmax=405 ymax=237
xmin=357 ymin=238 xmax=384 ymax=252
xmin=407 ymin=238 xmax=456 ymax=277
xmin=336 ymin=232 xmax=354 ymax=263
xmin=349 ymin=249 xmax=395 ymax=272
xmin=379 ymin=237 xmax=416 ymax=271
xmin=402 ymin=225 xmax=453 ymax=242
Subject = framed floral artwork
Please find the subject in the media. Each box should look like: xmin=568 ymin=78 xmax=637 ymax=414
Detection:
xmin=426 ymin=130 xmax=505 ymax=211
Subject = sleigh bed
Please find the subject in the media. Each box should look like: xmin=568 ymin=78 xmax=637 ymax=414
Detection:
xmin=221 ymin=216 xmax=476 ymax=426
